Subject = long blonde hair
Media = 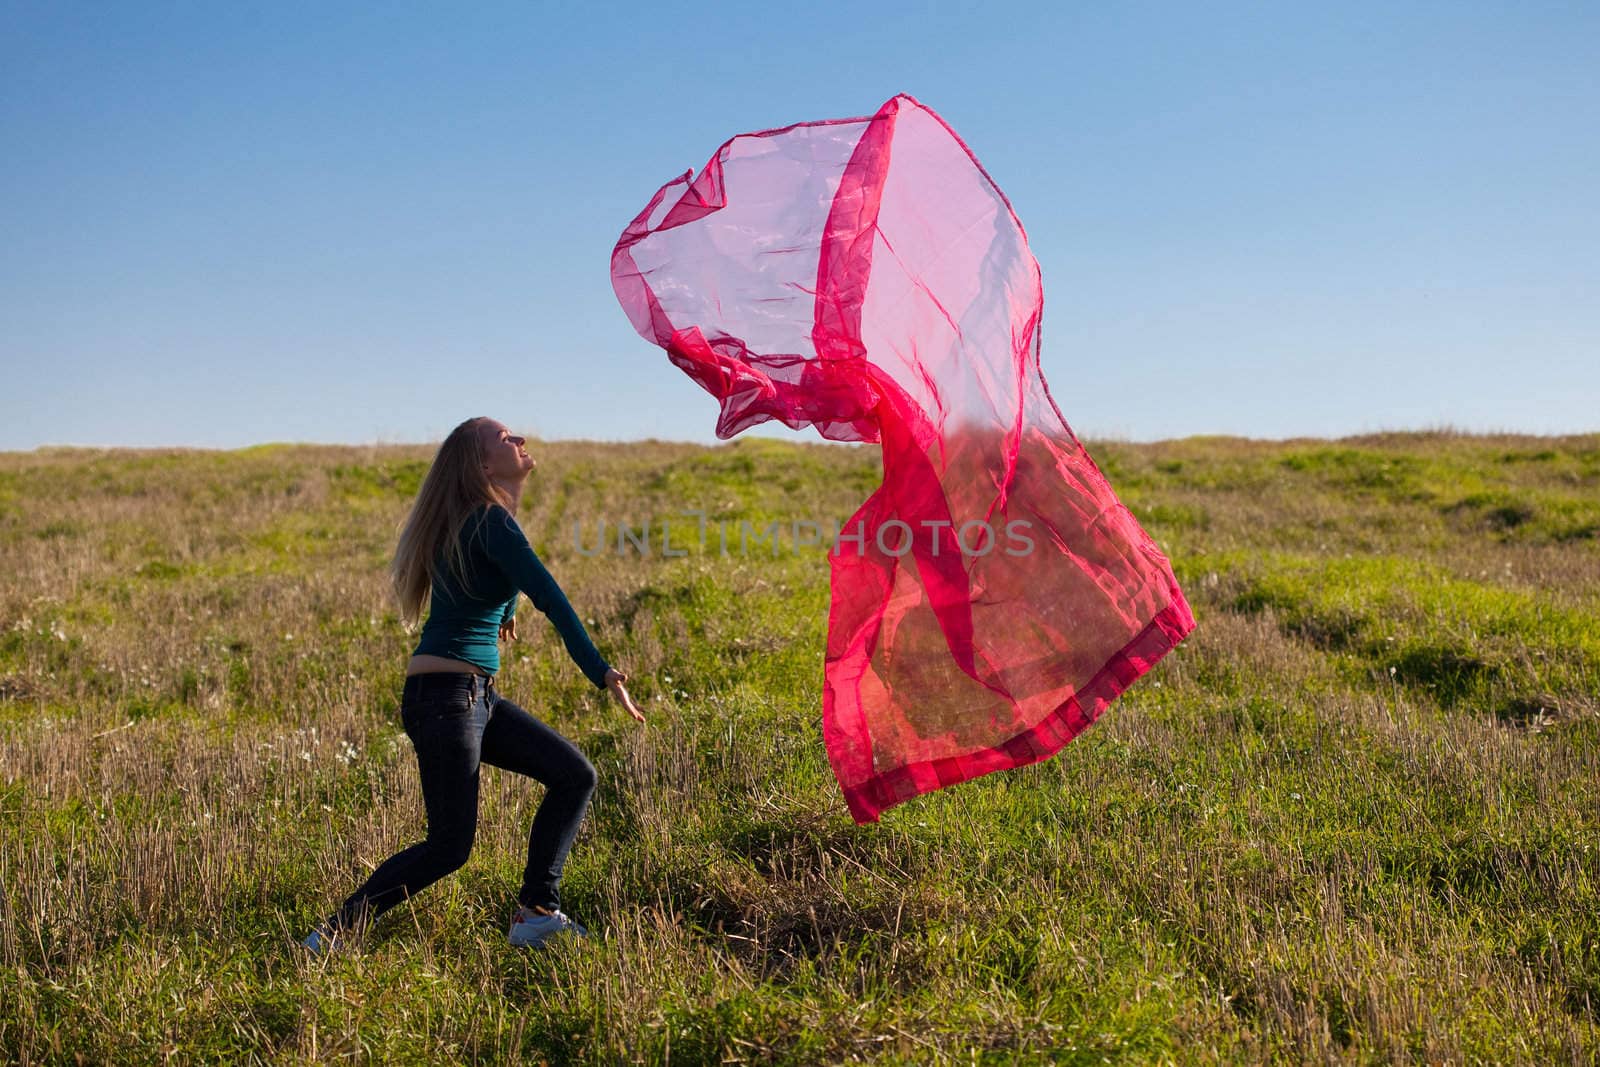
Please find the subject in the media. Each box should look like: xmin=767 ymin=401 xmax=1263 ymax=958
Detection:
xmin=391 ymin=417 xmax=514 ymax=627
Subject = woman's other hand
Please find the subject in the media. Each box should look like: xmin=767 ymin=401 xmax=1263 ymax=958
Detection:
xmin=499 ymin=618 xmax=519 ymax=643
xmin=604 ymin=668 xmax=646 ymax=723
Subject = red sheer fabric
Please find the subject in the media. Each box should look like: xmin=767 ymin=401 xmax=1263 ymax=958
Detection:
xmin=613 ymin=95 xmax=1195 ymax=822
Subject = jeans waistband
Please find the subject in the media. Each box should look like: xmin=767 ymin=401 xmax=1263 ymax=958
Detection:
xmin=403 ymin=671 xmax=495 ymax=702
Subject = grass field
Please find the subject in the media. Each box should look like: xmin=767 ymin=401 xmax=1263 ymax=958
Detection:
xmin=2 ymin=431 xmax=1598 ymax=1064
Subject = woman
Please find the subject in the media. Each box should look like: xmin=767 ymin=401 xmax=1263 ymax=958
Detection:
xmin=302 ymin=416 xmax=644 ymax=954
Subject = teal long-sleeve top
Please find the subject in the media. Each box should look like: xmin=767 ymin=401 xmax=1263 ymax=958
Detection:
xmin=412 ymin=504 xmax=611 ymax=688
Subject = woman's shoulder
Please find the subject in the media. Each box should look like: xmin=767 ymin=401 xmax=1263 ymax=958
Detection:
xmin=476 ymin=501 xmax=527 ymax=540
xmin=459 ymin=501 xmax=507 ymax=541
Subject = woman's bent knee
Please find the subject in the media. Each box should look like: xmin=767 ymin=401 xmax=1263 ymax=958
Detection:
xmin=566 ymin=757 xmax=598 ymax=795
xmin=427 ymin=834 xmax=475 ymax=873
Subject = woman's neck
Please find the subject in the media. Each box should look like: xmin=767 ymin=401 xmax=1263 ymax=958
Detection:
xmin=491 ymin=476 xmax=526 ymax=513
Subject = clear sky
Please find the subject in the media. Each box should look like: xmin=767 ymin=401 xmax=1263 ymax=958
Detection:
xmin=3 ymin=2 xmax=1596 ymax=450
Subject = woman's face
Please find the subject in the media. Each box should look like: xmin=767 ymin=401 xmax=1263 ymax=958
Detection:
xmin=479 ymin=419 xmax=534 ymax=481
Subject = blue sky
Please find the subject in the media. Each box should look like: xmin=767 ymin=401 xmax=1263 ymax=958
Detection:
xmin=2 ymin=2 xmax=1596 ymax=450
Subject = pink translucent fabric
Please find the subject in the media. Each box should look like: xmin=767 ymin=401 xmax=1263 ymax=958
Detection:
xmin=612 ymin=95 xmax=1195 ymax=822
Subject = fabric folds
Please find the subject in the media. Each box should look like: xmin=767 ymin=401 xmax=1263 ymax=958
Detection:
xmin=612 ymin=94 xmax=1195 ymax=822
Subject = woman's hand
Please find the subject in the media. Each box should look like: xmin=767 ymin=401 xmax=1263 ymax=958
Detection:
xmin=499 ymin=618 xmax=518 ymax=643
xmin=604 ymin=668 xmax=646 ymax=724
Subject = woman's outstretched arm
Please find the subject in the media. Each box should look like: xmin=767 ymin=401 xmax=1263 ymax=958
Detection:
xmin=481 ymin=506 xmax=610 ymax=688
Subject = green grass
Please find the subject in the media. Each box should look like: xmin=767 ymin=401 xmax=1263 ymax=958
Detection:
xmin=1 ymin=431 xmax=1597 ymax=1063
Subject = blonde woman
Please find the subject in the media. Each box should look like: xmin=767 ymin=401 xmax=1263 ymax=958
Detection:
xmin=302 ymin=417 xmax=643 ymax=954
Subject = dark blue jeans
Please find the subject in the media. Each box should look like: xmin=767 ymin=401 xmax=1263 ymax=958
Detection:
xmin=327 ymin=671 xmax=597 ymax=932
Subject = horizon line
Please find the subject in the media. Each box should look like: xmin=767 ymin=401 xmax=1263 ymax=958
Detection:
xmin=5 ymin=424 xmax=1599 ymax=457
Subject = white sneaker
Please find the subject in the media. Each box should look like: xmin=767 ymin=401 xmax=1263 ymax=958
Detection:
xmin=300 ymin=924 xmax=352 ymax=958
xmin=508 ymin=906 xmax=587 ymax=948
xmin=300 ymin=921 xmax=363 ymax=959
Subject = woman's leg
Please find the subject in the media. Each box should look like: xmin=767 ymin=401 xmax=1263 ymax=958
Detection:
xmin=326 ymin=674 xmax=489 ymax=932
xmin=479 ymin=687 xmax=597 ymax=913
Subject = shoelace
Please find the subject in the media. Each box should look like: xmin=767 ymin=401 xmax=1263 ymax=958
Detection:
xmin=513 ymin=908 xmax=566 ymax=925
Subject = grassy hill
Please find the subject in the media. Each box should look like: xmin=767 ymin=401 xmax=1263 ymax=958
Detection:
xmin=2 ymin=431 xmax=1598 ymax=1063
